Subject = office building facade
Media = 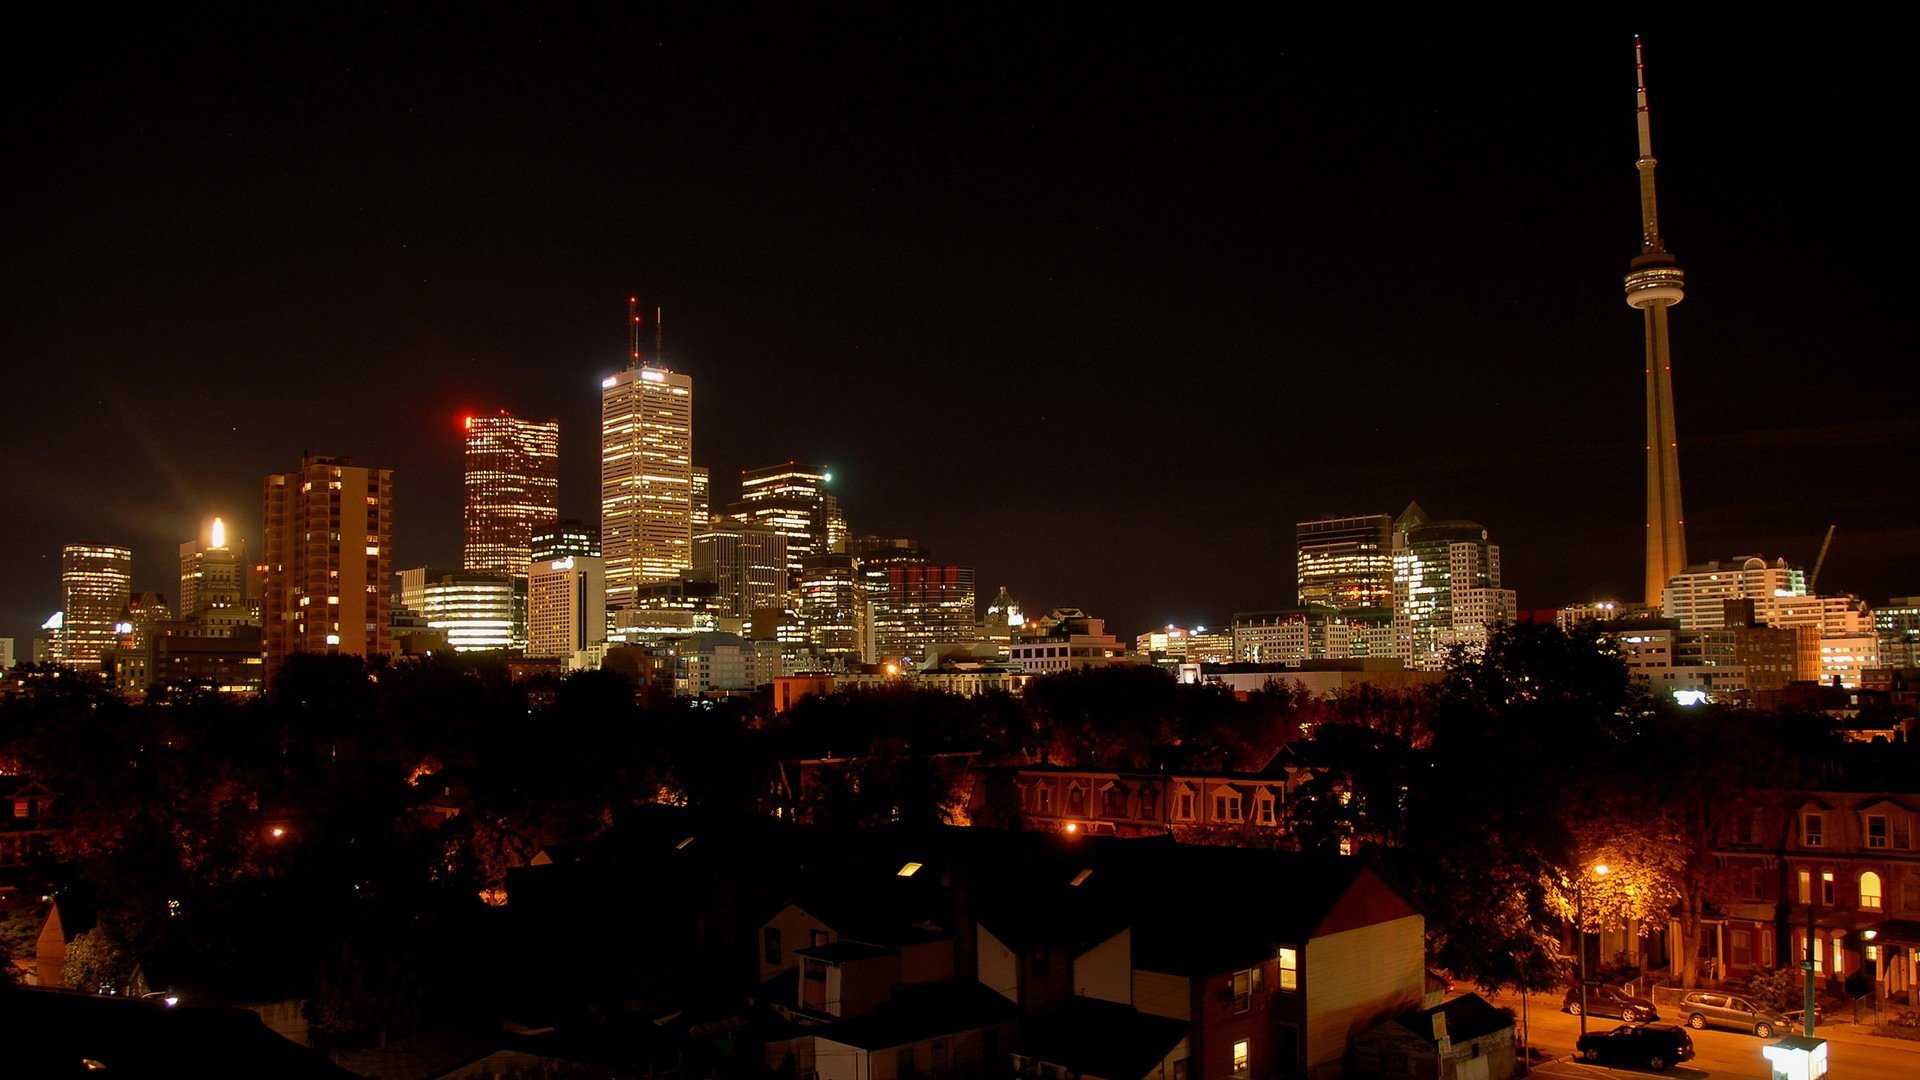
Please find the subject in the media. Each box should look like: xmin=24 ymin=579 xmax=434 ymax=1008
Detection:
xmin=694 ymin=519 xmax=789 ymax=619
xmin=528 ymin=555 xmax=606 ymax=660
xmin=59 ymin=544 xmax=133 ymax=671
xmin=1390 ymin=502 xmax=1515 ymax=669
xmin=1296 ymin=514 xmax=1393 ymax=610
xmin=463 ymin=411 xmax=559 ymax=575
xmin=601 ymin=364 xmax=693 ymax=607
xmin=262 ymin=455 xmax=394 ymax=677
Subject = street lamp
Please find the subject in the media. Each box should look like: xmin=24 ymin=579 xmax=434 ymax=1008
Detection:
xmin=1576 ymin=863 xmax=1611 ymax=1039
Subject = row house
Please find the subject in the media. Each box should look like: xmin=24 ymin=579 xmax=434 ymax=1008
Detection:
xmin=1003 ymin=765 xmax=1307 ymax=838
xmin=1714 ymin=790 xmax=1920 ymax=1001
xmin=1 ymin=778 xmax=61 ymax=878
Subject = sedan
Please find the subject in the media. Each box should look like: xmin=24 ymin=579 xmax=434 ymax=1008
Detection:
xmin=1575 ymin=1023 xmax=1696 ymax=1072
xmin=1563 ymin=983 xmax=1660 ymax=1022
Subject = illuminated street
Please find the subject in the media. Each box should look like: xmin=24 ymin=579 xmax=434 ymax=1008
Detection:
xmin=1492 ymin=991 xmax=1920 ymax=1080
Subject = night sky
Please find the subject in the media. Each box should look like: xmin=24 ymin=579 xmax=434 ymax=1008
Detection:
xmin=4 ymin=10 xmax=1915 ymax=649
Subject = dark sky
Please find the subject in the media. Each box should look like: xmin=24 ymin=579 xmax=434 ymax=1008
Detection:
xmin=4 ymin=10 xmax=1915 ymax=649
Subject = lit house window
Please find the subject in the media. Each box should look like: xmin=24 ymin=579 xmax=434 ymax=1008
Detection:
xmin=1798 ymin=870 xmax=1811 ymax=904
xmin=1278 ymin=947 xmax=1298 ymax=990
xmin=1861 ymin=871 xmax=1883 ymax=911
xmin=1821 ymin=871 xmax=1835 ymax=906
xmin=1232 ymin=1039 xmax=1250 ymax=1077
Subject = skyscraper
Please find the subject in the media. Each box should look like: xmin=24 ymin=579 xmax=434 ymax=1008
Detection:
xmin=732 ymin=462 xmax=833 ymax=590
xmin=1626 ymin=38 xmax=1689 ymax=606
xmin=1390 ymin=502 xmax=1515 ymax=669
xmin=859 ymin=543 xmax=977 ymax=664
xmin=179 ymin=516 xmax=257 ymax=635
xmin=59 ymin=544 xmax=132 ymax=670
xmin=262 ymin=455 xmax=394 ymax=677
xmin=694 ymin=519 xmax=789 ymax=619
xmin=691 ymin=466 xmax=711 ymax=528
xmin=528 ymin=554 xmax=606 ymax=660
xmin=1296 ymin=514 xmax=1393 ymax=609
xmin=532 ymin=519 xmax=601 ymax=562
xmin=463 ymin=411 xmax=559 ymax=575
xmin=797 ymin=552 xmax=867 ymax=663
xmin=601 ymin=300 xmax=693 ymax=608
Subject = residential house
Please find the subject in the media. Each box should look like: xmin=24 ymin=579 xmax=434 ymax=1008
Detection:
xmin=1347 ymin=993 xmax=1515 ymax=1080
xmin=1713 ymin=759 xmax=1920 ymax=1001
xmin=1 ymin=777 xmax=61 ymax=878
xmin=1000 ymin=764 xmax=1306 ymax=838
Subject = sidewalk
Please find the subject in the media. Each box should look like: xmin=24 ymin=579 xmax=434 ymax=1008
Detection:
xmin=1796 ymin=1016 xmax=1920 ymax=1055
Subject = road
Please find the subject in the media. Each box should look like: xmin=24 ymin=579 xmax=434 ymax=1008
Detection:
xmin=1482 ymin=991 xmax=1920 ymax=1080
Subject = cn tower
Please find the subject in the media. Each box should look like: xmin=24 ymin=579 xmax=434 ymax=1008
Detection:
xmin=1625 ymin=36 xmax=1688 ymax=607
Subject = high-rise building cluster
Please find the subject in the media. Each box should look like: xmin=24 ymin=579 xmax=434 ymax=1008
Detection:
xmin=13 ymin=44 xmax=1916 ymax=713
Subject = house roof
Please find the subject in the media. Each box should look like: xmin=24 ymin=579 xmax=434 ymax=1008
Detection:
xmin=794 ymin=940 xmax=896 ymax=964
xmin=0 ymin=985 xmax=358 ymax=1079
xmin=1017 ymin=997 xmax=1188 ymax=1079
xmin=1393 ymin=993 xmax=1513 ymax=1046
xmin=812 ymin=980 xmax=1017 ymax=1051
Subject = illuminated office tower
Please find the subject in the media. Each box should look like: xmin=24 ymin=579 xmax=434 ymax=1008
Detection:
xmin=1879 ymin=598 xmax=1920 ymax=669
xmin=691 ymin=467 xmax=711 ymax=528
xmin=601 ymin=301 xmax=693 ymax=607
xmin=733 ymin=462 xmax=833 ymax=589
xmin=860 ymin=544 xmax=977 ymax=664
xmin=1296 ymin=514 xmax=1393 ymax=609
xmin=694 ymin=519 xmax=788 ymax=619
xmin=262 ymin=455 xmax=394 ymax=678
xmin=59 ymin=544 xmax=132 ymax=670
xmin=528 ymin=554 xmax=606 ymax=660
xmin=397 ymin=569 xmax=519 ymax=653
xmin=463 ymin=411 xmax=559 ymax=575
xmin=532 ymin=519 xmax=600 ymax=562
xmin=1661 ymin=556 xmax=1807 ymax=631
xmin=798 ymin=553 xmax=867 ymax=663
xmin=1625 ymin=38 xmax=1690 ymax=606
xmin=179 ymin=516 xmax=258 ymax=635
xmin=1390 ymin=502 xmax=1515 ymax=670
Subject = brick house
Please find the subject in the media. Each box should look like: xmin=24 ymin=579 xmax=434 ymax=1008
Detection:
xmin=1714 ymin=786 xmax=1920 ymax=1000
xmin=996 ymin=764 xmax=1308 ymax=838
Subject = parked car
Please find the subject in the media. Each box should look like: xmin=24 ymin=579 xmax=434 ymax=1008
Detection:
xmin=1575 ymin=1024 xmax=1695 ymax=1072
xmin=1562 ymin=983 xmax=1660 ymax=1022
xmin=1676 ymin=990 xmax=1792 ymax=1037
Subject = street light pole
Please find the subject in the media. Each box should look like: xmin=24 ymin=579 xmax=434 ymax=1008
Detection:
xmin=1576 ymin=863 xmax=1610 ymax=1040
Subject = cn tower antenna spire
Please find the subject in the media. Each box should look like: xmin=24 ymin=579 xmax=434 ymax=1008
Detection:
xmin=628 ymin=296 xmax=642 ymax=368
xmin=655 ymin=305 xmax=663 ymax=367
xmin=1634 ymin=36 xmax=1664 ymax=254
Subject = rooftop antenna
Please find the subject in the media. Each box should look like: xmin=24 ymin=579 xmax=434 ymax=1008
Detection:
xmin=628 ymin=296 xmax=642 ymax=368
xmin=655 ymin=305 xmax=664 ymax=368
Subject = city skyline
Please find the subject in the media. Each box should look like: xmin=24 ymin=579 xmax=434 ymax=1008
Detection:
xmin=4 ymin=17 xmax=1915 ymax=649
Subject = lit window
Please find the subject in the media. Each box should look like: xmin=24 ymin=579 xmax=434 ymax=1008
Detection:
xmin=1278 ymin=947 xmax=1298 ymax=990
xmin=1862 ymin=871 xmax=1883 ymax=911
xmin=1821 ymin=871 xmax=1835 ymax=906
xmin=1232 ymin=1039 xmax=1250 ymax=1076
xmin=1798 ymin=870 xmax=1811 ymax=904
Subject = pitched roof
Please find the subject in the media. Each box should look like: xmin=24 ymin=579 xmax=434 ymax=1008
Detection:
xmin=1394 ymin=993 xmax=1513 ymax=1045
xmin=1017 ymin=997 xmax=1188 ymax=1079
xmin=0 ymin=986 xmax=358 ymax=1079
xmin=812 ymin=980 xmax=1017 ymax=1050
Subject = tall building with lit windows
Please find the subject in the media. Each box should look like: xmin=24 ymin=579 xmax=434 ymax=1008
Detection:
xmin=601 ymin=365 xmax=694 ymax=608
xmin=1296 ymin=514 xmax=1393 ymax=609
xmin=262 ymin=455 xmax=394 ymax=678
xmin=694 ymin=519 xmax=789 ymax=619
xmin=798 ymin=552 xmax=867 ymax=663
xmin=528 ymin=554 xmax=606 ymax=660
xmin=691 ymin=466 xmax=711 ymax=528
xmin=463 ymin=411 xmax=559 ymax=575
xmin=1390 ymin=502 xmax=1515 ymax=669
xmin=179 ymin=517 xmax=258 ymax=635
xmin=732 ymin=462 xmax=834 ymax=589
xmin=59 ymin=544 xmax=132 ymax=670
xmin=397 ymin=568 xmax=519 ymax=653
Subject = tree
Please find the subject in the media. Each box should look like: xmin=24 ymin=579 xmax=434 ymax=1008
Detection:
xmin=62 ymin=929 xmax=133 ymax=993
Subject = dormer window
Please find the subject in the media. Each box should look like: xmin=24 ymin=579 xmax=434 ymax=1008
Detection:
xmin=1868 ymin=815 xmax=1889 ymax=849
xmin=1804 ymin=813 xmax=1825 ymax=847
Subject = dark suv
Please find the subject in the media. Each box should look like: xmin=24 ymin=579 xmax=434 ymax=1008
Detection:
xmin=1575 ymin=1024 xmax=1695 ymax=1072
xmin=1562 ymin=983 xmax=1660 ymax=1022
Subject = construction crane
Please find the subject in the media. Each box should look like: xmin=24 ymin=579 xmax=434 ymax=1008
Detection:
xmin=1810 ymin=525 xmax=1836 ymax=592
